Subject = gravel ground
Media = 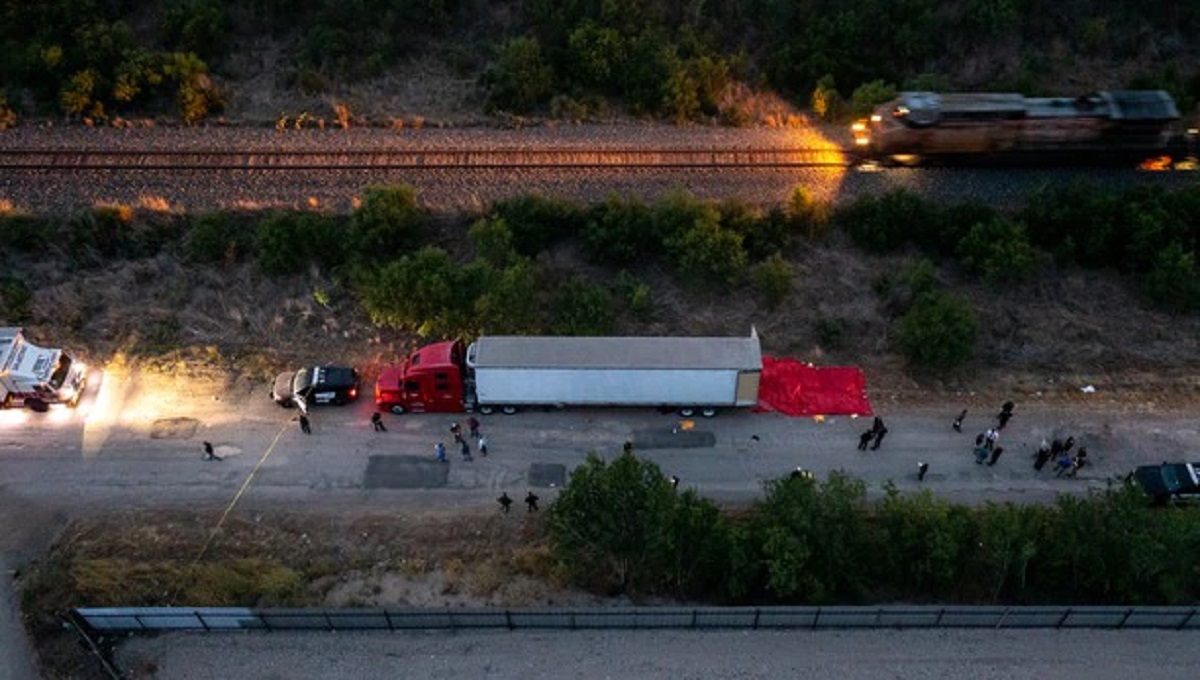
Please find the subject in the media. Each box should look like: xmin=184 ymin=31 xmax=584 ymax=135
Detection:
xmin=1 ymin=125 xmax=1194 ymax=214
xmin=115 ymin=628 xmax=1200 ymax=680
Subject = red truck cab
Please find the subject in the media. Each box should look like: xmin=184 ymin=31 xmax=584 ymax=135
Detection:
xmin=374 ymin=340 xmax=468 ymax=414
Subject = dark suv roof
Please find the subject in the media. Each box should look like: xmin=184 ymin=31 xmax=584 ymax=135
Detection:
xmin=1133 ymin=463 xmax=1200 ymax=502
xmin=298 ymin=366 xmax=359 ymax=393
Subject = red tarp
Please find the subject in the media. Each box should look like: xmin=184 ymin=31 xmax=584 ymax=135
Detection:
xmin=754 ymin=356 xmax=873 ymax=417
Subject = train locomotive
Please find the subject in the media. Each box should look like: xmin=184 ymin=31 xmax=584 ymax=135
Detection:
xmin=851 ymin=90 xmax=1195 ymax=166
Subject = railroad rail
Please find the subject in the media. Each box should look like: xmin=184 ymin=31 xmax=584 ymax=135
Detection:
xmin=0 ymin=147 xmax=852 ymax=170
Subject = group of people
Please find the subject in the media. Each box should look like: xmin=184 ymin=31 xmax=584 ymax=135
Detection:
xmin=1033 ymin=436 xmax=1088 ymax=477
xmin=957 ymin=401 xmax=1089 ymax=478
xmin=435 ymin=417 xmax=489 ymax=462
xmin=498 ymin=491 xmax=539 ymax=513
xmin=856 ymin=416 xmax=889 ymax=451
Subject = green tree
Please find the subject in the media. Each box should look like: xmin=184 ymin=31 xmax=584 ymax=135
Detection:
xmin=349 ymin=185 xmax=427 ymax=264
xmin=810 ymin=74 xmax=841 ymax=121
xmin=897 ymin=291 xmax=977 ymax=369
xmin=750 ymin=471 xmax=874 ymax=602
xmin=481 ymin=36 xmax=553 ymax=113
xmin=467 ymin=216 xmax=516 ymax=269
xmin=849 ymin=79 xmax=896 ymax=118
xmin=492 ymin=194 xmax=583 ymax=256
xmin=361 ymin=247 xmax=470 ymax=336
xmin=750 ymin=253 xmax=793 ymax=310
xmin=551 ymin=276 xmax=614 ymax=335
xmin=956 ymin=216 xmax=1039 ymax=283
xmin=474 ymin=259 xmax=543 ymax=334
xmin=548 ymin=454 xmax=678 ymax=594
xmin=665 ymin=211 xmax=748 ymax=287
xmin=1144 ymin=241 xmax=1200 ymax=312
xmin=877 ymin=486 xmax=973 ymax=595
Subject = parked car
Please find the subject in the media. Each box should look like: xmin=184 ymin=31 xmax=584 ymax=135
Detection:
xmin=1131 ymin=463 xmax=1200 ymax=506
xmin=272 ymin=366 xmax=360 ymax=410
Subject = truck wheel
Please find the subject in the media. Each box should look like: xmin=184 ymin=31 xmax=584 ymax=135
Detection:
xmin=501 ymin=405 xmax=518 ymax=415
xmin=679 ymin=407 xmax=695 ymax=417
xmin=389 ymin=404 xmax=407 ymax=415
xmin=26 ymin=399 xmax=48 ymax=413
xmin=478 ymin=405 xmax=495 ymax=415
xmin=700 ymin=407 xmax=718 ymax=418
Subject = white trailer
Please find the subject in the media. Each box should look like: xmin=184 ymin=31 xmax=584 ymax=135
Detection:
xmin=0 ymin=327 xmax=88 ymax=409
xmin=465 ymin=331 xmax=762 ymax=416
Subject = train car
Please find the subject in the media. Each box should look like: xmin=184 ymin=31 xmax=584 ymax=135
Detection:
xmin=851 ymin=90 xmax=1184 ymax=165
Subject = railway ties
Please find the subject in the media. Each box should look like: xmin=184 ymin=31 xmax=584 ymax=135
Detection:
xmin=0 ymin=147 xmax=852 ymax=170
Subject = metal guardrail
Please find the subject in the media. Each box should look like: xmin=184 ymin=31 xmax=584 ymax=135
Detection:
xmin=72 ymin=605 xmax=1200 ymax=634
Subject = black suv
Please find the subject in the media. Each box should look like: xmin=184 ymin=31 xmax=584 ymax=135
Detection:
xmin=272 ymin=366 xmax=361 ymax=410
xmin=1131 ymin=463 xmax=1200 ymax=506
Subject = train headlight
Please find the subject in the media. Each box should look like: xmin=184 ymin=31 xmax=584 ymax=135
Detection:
xmin=851 ymin=121 xmax=866 ymax=132
xmin=870 ymin=114 xmax=882 ymax=122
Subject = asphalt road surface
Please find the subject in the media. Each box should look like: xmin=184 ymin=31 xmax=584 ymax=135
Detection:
xmin=115 ymin=628 xmax=1200 ymax=680
xmin=3 ymin=366 xmax=1199 ymax=679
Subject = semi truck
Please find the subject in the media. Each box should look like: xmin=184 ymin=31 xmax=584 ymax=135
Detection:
xmin=0 ymin=327 xmax=88 ymax=410
xmin=375 ymin=331 xmax=763 ymax=416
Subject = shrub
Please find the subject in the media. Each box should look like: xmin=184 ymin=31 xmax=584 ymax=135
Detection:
xmin=1020 ymin=182 xmax=1124 ymax=267
xmin=849 ymin=79 xmax=896 ymax=118
xmin=665 ymin=210 xmax=748 ymax=287
xmin=810 ymin=74 xmax=841 ymax=121
xmin=956 ymin=216 xmax=1039 ymax=283
xmin=255 ymin=212 xmax=346 ymax=275
xmin=467 ymin=216 xmax=516 ymax=269
xmin=1144 ymin=241 xmax=1200 ymax=312
xmin=474 ymin=259 xmax=543 ymax=334
xmin=0 ymin=215 xmax=52 ymax=253
xmin=549 ymin=453 xmax=730 ymax=597
xmin=838 ymin=190 xmax=939 ymax=253
xmin=897 ymin=291 xmax=977 ymax=369
xmin=751 ymin=253 xmax=793 ymax=310
xmin=0 ymin=277 xmax=33 ymax=323
xmin=550 ymin=276 xmax=614 ymax=335
xmin=360 ymin=247 xmax=473 ymax=337
xmin=481 ymin=37 xmax=553 ymax=113
xmin=786 ymin=187 xmax=831 ymax=241
xmin=580 ymin=196 xmax=657 ymax=265
xmin=814 ymin=316 xmax=846 ymax=350
xmin=187 ymin=211 xmax=256 ymax=264
xmin=162 ymin=0 xmax=228 ymax=61
xmin=491 ymin=194 xmax=583 ymax=256
xmin=611 ymin=270 xmax=654 ymax=321
xmin=721 ymin=200 xmax=783 ymax=261
xmin=349 ymin=185 xmax=427 ymax=264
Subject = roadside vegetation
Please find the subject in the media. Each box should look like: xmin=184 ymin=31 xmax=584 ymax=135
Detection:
xmin=3 ymin=182 xmax=1199 ymax=372
xmin=20 ymin=467 xmax=1200 ymax=630
xmin=1 ymin=1 xmax=1197 ymax=124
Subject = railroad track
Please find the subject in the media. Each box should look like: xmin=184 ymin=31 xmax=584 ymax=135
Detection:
xmin=0 ymin=147 xmax=852 ymax=170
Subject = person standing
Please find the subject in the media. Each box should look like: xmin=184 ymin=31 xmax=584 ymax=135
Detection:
xmin=467 ymin=416 xmax=481 ymax=439
xmin=670 ymin=475 xmax=680 ymax=491
xmin=498 ymin=492 xmax=513 ymax=513
xmin=1062 ymin=436 xmax=1076 ymax=456
xmin=203 ymin=441 xmax=222 ymax=461
xmin=975 ymin=444 xmax=990 ymax=464
xmin=435 ymin=442 xmax=447 ymax=463
xmin=460 ymin=439 xmax=472 ymax=462
xmin=857 ymin=429 xmax=874 ymax=451
xmin=987 ymin=446 xmax=1005 ymax=466
xmin=872 ymin=417 xmax=885 ymax=436
xmin=298 ymin=414 xmax=312 ymax=435
xmin=1055 ymin=452 xmax=1074 ymax=477
xmin=371 ymin=411 xmax=386 ymax=432
xmin=450 ymin=422 xmax=463 ymax=444
xmin=478 ymin=435 xmax=489 ymax=457
xmin=623 ymin=440 xmax=634 ymax=456
xmin=952 ymin=409 xmax=967 ymax=433
xmin=870 ymin=426 xmax=888 ymax=451
xmin=1033 ymin=440 xmax=1052 ymax=472
xmin=525 ymin=491 xmax=539 ymax=512
xmin=997 ymin=401 xmax=1015 ymax=430
xmin=917 ymin=462 xmax=929 ymax=481
xmin=984 ymin=428 xmax=999 ymax=451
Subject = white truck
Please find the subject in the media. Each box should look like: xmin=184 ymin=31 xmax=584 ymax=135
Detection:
xmin=0 ymin=327 xmax=88 ymax=410
xmin=376 ymin=330 xmax=763 ymax=417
